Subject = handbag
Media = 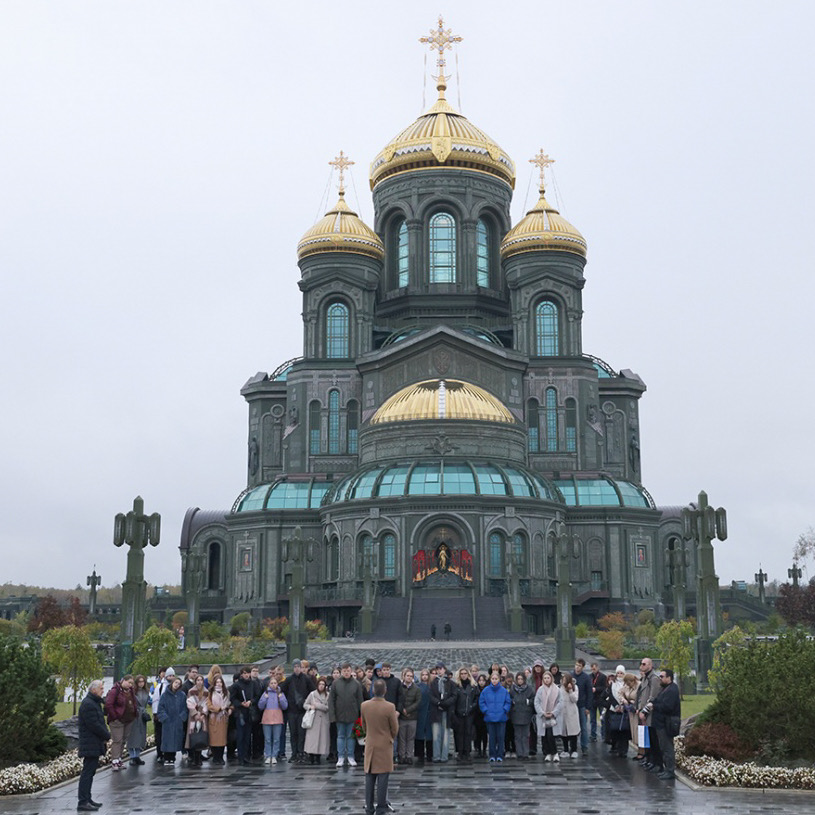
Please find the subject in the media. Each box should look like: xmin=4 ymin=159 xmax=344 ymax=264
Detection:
xmin=637 ymin=724 xmax=650 ymax=748
xmin=302 ymin=708 xmax=316 ymax=730
xmin=142 ymin=709 xmax=152 ymax=723
xmin=543 ymin=715 xmax=556 ymax=728
xmin=188 ymin=725 xmax=208 ymax=752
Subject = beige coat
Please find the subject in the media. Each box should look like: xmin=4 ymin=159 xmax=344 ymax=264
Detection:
xmin=303 ymin=690 xmax=330 ymax=756
xmin=207 ymin=689 xmax=232 ymax=747
xmin=360 ymin=697 xmax=398 ymax=774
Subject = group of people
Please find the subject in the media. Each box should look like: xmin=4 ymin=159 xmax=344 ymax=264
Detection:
xmin=76 ymin=654 xmax=681 ymax=812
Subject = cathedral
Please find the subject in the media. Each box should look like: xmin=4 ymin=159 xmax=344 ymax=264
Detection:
xmin=180 ymin=20 xmax=693 ymax=639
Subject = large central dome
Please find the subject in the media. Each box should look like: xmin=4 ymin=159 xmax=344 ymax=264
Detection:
xmin=370 ymin=379 xmax=515 ymax=424
xmin=369 ymin=85 xmax=515 ymax=190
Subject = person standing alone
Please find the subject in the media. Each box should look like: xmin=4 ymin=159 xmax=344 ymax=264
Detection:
xmin=77 ymin=679 xmax=109 ymax=812
xmin=360 ymin=679 xmax=399 ymax=815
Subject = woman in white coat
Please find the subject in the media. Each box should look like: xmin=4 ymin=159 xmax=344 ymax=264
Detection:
xmin=554 ymin=672 xmax=580 ymax=758
xmin=303 ymin=678 xmax=331 ymax=763
xmin=534 ymin=670 xmax=562 ymax=762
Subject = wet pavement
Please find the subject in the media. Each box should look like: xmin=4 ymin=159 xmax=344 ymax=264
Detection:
xmin=4 ymin=740 xmax=810 ymax=815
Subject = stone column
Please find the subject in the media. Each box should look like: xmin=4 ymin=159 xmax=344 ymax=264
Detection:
xmin=182 ymin=550 xmax=205 ymax=649
xmin=554 ymin=521 xmax=577 ymax=662
xmin=283 ymin=527 xmax=313 ymax=664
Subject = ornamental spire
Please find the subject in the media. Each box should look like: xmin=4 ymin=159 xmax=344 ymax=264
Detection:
xmin=529 ymin=148 xmax=556 ymax=194
xmin=328 ymin=150 xmax=355 ymax=196
xmin=419 ymin=15 xmax=462 ymax=96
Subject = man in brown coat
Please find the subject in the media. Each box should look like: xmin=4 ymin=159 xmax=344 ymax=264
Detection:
xmin=360 ymin=679 xmax=399 ymax=815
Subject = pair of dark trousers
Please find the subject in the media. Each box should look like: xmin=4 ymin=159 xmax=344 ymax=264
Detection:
xmin=236 ymin=711 xmax=252 ymax=761
xmin=646 ymin=724 xmax=663 ymax=768
xmin=364 ymin=771 xmax=390 ymax=815
xmin=656 ymin=727 xmax=674 ymax=773
xmin=289 ymin=708 xmax=306 ymax=756
xmin=513 ymin=722 xmax=531 ymax=757
xmin=398 ymin=719 xmax=417 ymax=760
xmin=540 ymin=726 xmax=557 ymax=756
xmin=453 ymin=714 xmax=473 ymax=755
xmin=153 ymin=715 xmax=163 ymax=759
xmin=78 ymin=756 xmax=99 ymax=805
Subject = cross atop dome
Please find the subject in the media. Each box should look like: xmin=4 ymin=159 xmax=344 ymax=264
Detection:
xmin=530 ymin=148 xmax=555 ymax=193
xmin=328 ymin=150 xmax=355 ymax=195
xmin=419 ymin=16 xmax=462 ymax=92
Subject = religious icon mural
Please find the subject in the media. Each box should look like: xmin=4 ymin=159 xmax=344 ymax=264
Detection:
xmin=412 ymin=525 xmax=473 ymax=584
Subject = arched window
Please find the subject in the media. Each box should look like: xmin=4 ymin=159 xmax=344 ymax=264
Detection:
xmin=429 ymin=212 xmax=456 ymax=283
xmin=535 ymin=300 xmax=559 ymax=356
xmin=207 ymin=542 xmax=222 ymax=590
xmin=545 ymin=388 xmax=558 ymax=452
xmin=325 ymin=536 xmax=340 ymax=581
xmin=358 ymin=534 xmax=374 ymax=578
xmin=565 ymin=398 xmax=577 ymax=453
xmin=328 ymin=390 xmax=340 ymax=454
xmin=326 ymin=302 xmax=349 ymax=358
xmin=513 ymin=532 xmax=528 ymax=576
xmin=309 ymin=400 xmax=321 ymax=455
xmin=527 ymin=399 xmax=540 ymax=452
xmin=476 ymin=218 xmax=490 ymax=287
xmin=489 ymin=532 xmax=505 ymax=576
xmin=396 ymin=220 xmax=409 ymax=287
xmin=347 ymin=399 xmax=359 ymax=454
xmin=381 ymin=533 xmax=396 ymax=579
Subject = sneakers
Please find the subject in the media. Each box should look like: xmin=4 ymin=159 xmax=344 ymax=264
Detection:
xmin=347 ymin=757 xmax=357 ymax=767
xmin=271 ymin=757 xmax=277 ymax=765
xmin=544 ymin=754 xmax=552 ymax=762
xmin=570 ymin=752 xmax=579 ymax=759
xmin=264 ymin=757 xmax=271 ymax=765
xmin=553 ymin=754 xmax=560 ymax=762
xmin=559 ymin=751 xmax=570 ymax=758
xmin=336 ymin=757 xmax=345 ymax=767
xmin=110 ymin=760 xmax=122 ymax=772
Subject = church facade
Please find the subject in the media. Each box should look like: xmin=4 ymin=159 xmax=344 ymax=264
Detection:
xmin=180 ymin=27 xmax=694 ymax=638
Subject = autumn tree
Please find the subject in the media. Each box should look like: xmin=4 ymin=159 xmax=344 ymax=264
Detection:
xmin=28 ymin=594 xmax=66 ymax=633
xmin=42 ymin=625 xmax=103 ymax=715
xmin=65 ymin=595 xmax=87 ymax=627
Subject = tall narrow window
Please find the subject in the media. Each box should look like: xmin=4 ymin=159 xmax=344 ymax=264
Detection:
xmin=328 ymin=390 xmax=340 ymax=454
xmin=545 ymin=388 xmax=558 ymax=452
xmin=535 ymin=300 xmax=559 ymax=356
xmin=381 ymin=533 xmax=396 ymax=579
xmin=207 ymin=542 xmax=221 ymax=590
xmin=513 ymin=532 xmax=528 ymax=576
xmin=309 ymin=400 xmax=321 ymax=455
xmin=347 ymin=399 xmax=359 ymax=454
xmin=565 ymin=398 xmax=577 ymax=452
xmin=326 ymin=302 xmax=349 ymax=358
xmin=489 ymin=532 xmax=504 ymax=576
xmin=429 ymin=212 xmax=456 ymax=283
xmin=358 ymin=534 xmax=374 ymax=578
xmin=527 ymin=399 xmax=540 ymax=452
xmin=476 ymin=218 xmax=490 ymax=287
xmin=397 ymin=220 xmax=409 ymax=287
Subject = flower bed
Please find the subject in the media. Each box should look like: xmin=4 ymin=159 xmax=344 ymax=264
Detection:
xmin=676 ymin=738 xmax=815 ymax=789
xmin=0 ymin=736 xmax=154 ymax=796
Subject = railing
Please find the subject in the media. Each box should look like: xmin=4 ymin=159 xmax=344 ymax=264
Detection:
xmin=305 ymin=584 xmax=363 ymax=604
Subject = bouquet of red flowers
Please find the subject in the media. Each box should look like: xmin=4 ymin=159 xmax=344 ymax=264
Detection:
xmin=352 ymin=717 xmax=366 ymax=740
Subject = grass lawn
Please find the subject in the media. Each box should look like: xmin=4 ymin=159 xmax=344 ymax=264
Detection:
xmin=52 ymin=701 xmax=77 ymax=722
xmin=681 ymin=694 xmax=715 ymax=718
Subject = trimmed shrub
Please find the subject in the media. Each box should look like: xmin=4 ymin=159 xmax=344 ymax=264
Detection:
xmin=685 ymin=721 xmax=754 ymax=762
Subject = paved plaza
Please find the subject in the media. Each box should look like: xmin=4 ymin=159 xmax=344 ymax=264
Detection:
xmin=5 ymin=741 xmax=810 ymax=815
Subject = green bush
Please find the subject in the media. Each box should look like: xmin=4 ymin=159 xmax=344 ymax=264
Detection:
xmin=230 ymin=612 xmax=251 ymax=636
xmin=711 ymin=629 xmax=815 ymax=760
xmin=200 ymin=620 xmax=228 ymax=642
xmin=574 ymin=621 xmax=591 ymax=639
xmin=0 ymin=634 xmax=60 ymax=764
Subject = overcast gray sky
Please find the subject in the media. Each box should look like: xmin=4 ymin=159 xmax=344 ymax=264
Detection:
xmin=1 ymin=1 xmax=813 ymax=592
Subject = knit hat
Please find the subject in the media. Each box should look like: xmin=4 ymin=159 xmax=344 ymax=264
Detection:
xmin=165 ymin=667 xmax=175 ymax=677
xmin=615 ymin=664 xmax=626 ymax=675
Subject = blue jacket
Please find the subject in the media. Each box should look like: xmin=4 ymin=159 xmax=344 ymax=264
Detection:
xmin=478 ymin=682 xmax=511 ymax=723
xmin=157 ymin=687 xmax=188 ymax=753
xmin=574 ymin=669 xmax=592 ymax=708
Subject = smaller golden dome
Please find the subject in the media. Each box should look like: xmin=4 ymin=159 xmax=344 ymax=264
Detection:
xmin=500 ymin=188 xmax=587 ymax=260
xmin=371 ymin=379 xmax=515 ymax=425
xmin=297 ymin=191 xmax=384 ymax=262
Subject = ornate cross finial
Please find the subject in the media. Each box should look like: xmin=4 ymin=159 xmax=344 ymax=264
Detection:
xmin=419 ymin=16 xmax=462 ymax=89
xmin=328 ymin=150 xmax=354 ymax=195
xmin=530 ymin=149 xmax=555 ymax=192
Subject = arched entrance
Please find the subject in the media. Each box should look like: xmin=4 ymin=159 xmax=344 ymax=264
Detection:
xmin=412 ymin=523 xmax=473 ymax=588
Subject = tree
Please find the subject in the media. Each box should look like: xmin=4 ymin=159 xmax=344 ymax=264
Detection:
xmin=597 ymin=612 xmax=628 ymax=631
xmin=42 ymin=625 xmax=103 ymax=716
xmin=655 ymin=620 xmax=694 ymax=693
xmin=775 ymin=578 xmax=815 ymax=627
xmin=65 ymin=595 xmax=87 ymax=627
xmin=27 ymin=594 xmax=66 ymax=633
xmin=793 ymin=527 xmax=815 ymax=563
xmin=598 ymin=629 xmax=625 ymax=659
xmin=131 ymin=624 xmax=179 ymax=678
xmin=230 ymin=611 xmax=251 ymax=635
xmin=0 ymin=633 xmax=64 ymax=762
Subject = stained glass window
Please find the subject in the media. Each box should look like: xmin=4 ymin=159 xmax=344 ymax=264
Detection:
xmin=429 ymin=212 xmax=456 ymax=283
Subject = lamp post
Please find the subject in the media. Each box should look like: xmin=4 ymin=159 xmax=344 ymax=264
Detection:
xmin=681 ymin=490 xmax=726 ymax=692
xmin=113 ymin=496 xmax=160 ymax=678
xmin=754 ymin=567 xmax=767 ymax=604
xmin=283 ymin=526 xmax=313 ymax=664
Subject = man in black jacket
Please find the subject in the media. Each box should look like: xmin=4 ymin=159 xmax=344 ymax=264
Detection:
xmin=428 ymin=662 xmax=455 ymax=762
xmin=77 ymin=679 xmax=110 ymax=812
xmin=230 ymin=666 xmax=257 ymax=765
xmin=453 ymin=668 xmax=479 ymax=760
xmin=282 ymin=659 xmax=316 ymax=763
xmin=652 ymin=668 xmax=681 ymax=780
xmin=589 ymin=662 xmax=608 ymax=742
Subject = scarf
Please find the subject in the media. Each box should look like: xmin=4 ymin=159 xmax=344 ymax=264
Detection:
xmin=538 ymin=682 xmax=558 ymax=714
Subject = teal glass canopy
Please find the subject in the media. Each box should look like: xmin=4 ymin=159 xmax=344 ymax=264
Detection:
xmin=552 ymin=476 xmax=653 ymax=508
xmin=234 ymin=479 xmax=332 ymax=512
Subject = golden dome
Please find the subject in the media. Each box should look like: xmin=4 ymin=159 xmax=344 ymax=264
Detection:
xmin=297 ymin=191 xmax=384 ymax=262
xmin=370 ymin=379 xmax=515 ymax=425
xmin=369 ymin=85 xmax=515 ymax=190
xmin=500 ymin=188 xmax=587 ymax=260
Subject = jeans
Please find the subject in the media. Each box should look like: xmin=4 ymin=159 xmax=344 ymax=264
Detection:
xmin=431 ymin=714 xmax=448 ymax=761
xmin=336 ymin=721 xmax=355 ymax=761
xmin=78 ymin=756 xmax=99 ymax=805
xmin=486 ymin=721 xmax=506 ymax=759
xmin=263 ymin=723 xmax=283 ymax=758
xmin=590 ymin=702 xmax=600 ymax=738
xmin=578 ymin=706 xmax=589 ymax=751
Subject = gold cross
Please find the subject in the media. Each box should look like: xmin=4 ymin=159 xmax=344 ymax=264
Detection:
xmin=419 ymin=16 xmax=462 ymax=84
xmin=530 ymin=148 xmax=556 ymax=191
xmin=328 ymin=150 xmax=355 ymax=194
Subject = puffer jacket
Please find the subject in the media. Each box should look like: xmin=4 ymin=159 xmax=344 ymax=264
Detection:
xmin=478 ymin=681 xmax=510 ymax=723
xmin=509 ymin=682 xmax=536 ymax=726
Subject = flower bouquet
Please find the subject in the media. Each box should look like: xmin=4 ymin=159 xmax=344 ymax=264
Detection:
xmin=352 ymin=716 xmax=366 ymax=746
